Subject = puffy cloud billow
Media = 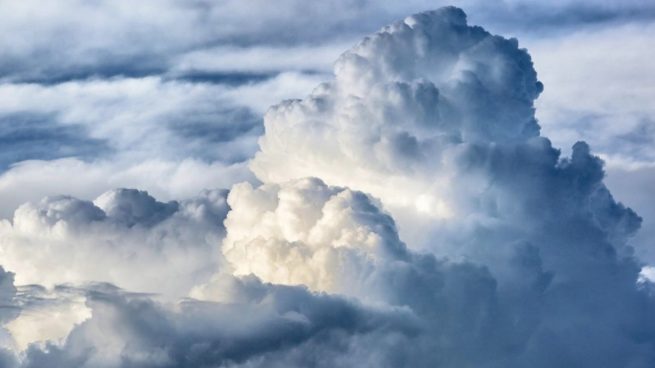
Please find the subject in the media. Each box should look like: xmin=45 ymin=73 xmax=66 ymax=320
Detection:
xmin=1 ymin=6 xmax=654 ymax=368
xmin=0 ymin=188 xmax=228 ymax=299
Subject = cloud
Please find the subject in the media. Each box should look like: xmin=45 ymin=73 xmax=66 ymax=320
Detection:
xmin=251 ymin=6 xmax=544 ymax=248
xmin=2 ymin=5 xmax=655 ymax=368
xmin=0 ymin=158 xmax=250 ymax=220
xmin=0 ymin=73 xmax=325 ymax=218
xmin=242 ymin=7 xmax=655 ymax=366
xmin=18 ymin=279 xmax=418 ymax=368
xmin=5 ymin=284 xmax=91 ymax=352
xmin=0 ymin=113 xmax=111 ymax=171
xmin=205 ymin=177 xmax=546 ymax=366
xmin=3 ymin=0 xmax=654 ymax=242
xmin=0 ymin=77 xmax=262 ymax=165
xmin=0 ymin=0 xmax=397 ymax=83
xmin=605 ymin=166 xmax=655 ymax=262
xmin=0 ymin=188 xmax=228 ymax=299
xmin=221 ymin=178 xmax=413 ymax=298
xmin=3 ymin=0 xmax=653 ymax=83
xmin=0 ymin=64 xmax=326 ymax=163
xmin=0 ymin=267 xmax=19 ymax=367
xmin=524 ymin=20 xmax=655 ymax=262
xmin=0 ymin=268 xmax=18 ymax=326
xmin=169 ymin=43 xmax=350 ymax=78
xmin=466 ymin=0 xmax=655 ymax=36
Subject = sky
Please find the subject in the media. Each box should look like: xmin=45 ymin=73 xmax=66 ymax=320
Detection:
xmin=0 ymin=1 xmax=654 ymax=367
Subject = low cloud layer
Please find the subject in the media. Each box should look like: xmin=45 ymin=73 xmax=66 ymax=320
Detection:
xmin=2 ymin=0 xmax=653 ymax=83
xmin=0 ymin=5 xmax=654 ymax=368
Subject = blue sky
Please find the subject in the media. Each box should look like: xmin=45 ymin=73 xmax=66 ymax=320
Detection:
xmin=0 ymin=1 xmax=654 ymax=367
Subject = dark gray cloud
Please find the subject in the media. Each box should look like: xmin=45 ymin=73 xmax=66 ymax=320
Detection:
xmin=165 ymin=105 xmax=263 ymax=163
xmin=171 ymin=72 xmax=277 ymax=86
xmin=469 ymin=0 xmax=655 ymax=35
xmin=0 ymin=113 xmax=111 ymax=171
xmin=0 ymin=268 xmax=18 ymax=325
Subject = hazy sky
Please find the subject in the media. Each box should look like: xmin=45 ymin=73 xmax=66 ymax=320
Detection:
xmin=0 ymin=1 xmax=654 ymax=367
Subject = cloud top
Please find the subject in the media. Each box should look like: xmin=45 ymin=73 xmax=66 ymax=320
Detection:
xmin=253 ymin=7 xmax=543 ymax=182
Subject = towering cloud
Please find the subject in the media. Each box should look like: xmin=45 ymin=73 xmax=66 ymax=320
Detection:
xmin=243 ymin=6 xmax=655 ymax=366
xmin=0 ymin=6 xmax=654 ymax=368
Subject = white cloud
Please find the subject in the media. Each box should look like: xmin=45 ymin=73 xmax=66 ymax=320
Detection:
xmin=0 ymin=158 xmax=251 ymax=219
xmin=219 ymin=178 xmax=408 ymax=298
xmin=238 ymin=8 xmax=655 ymax=365
xmin=251 ymin=7 xmax=544 ymax=251
xmin=529 ymin=21 xmax=655 ymax=165
xmin=6 ymin=285 xmax=91 ymax=351
xmin=0 ymin=267 xmax=19 ymax=365
xmin=0 ymin=188 xmax=228 ymax=299
xmin=0 ymin=75 xmax=304 ymax=163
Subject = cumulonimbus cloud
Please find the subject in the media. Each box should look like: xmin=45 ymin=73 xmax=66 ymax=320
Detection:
xmin=0 ymin=6 xmax=654 ymax=368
